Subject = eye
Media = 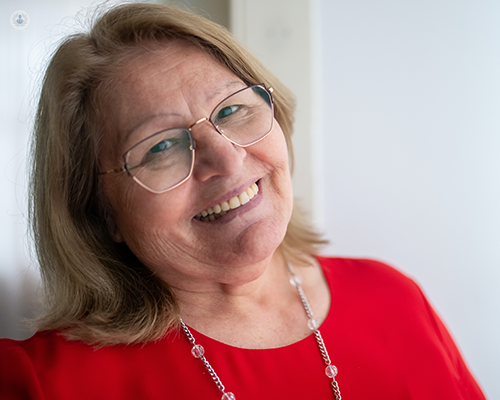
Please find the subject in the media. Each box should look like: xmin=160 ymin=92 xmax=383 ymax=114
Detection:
xmin=216 ymin=105 xmax=240 ymax=120
xmin=148 ymin=139 xmax=174 ymax=154
xmin=126 ymin=129 xmax=193 ymax=175
xmin=139 ymin=138 xmax=178 ymax=168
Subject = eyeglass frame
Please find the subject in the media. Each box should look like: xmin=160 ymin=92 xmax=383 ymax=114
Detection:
xmin=99 ymin=84 xmax=275 ymax=194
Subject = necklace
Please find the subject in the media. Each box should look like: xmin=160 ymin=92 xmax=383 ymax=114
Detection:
xmin=180 ymin=263 xmax=342 ymax=400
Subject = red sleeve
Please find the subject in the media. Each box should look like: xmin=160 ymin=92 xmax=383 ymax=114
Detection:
xmin=0 ymin=340 xmax=45 ymax=400
xmin=412 ymin=282 xmax=486 ymax=399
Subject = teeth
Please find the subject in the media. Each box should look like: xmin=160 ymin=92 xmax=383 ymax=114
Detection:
xmin=228 ymin=196 xmax=241 ymax=209
xmin=246 ymin=187 xmax=255 ymax=200
xmin=238 ymin=192 xmax=250 ymax=205
xmin=195 ymin=183 xmax=259 ymax=222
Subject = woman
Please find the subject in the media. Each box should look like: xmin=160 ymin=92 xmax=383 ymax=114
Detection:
xmin=0 ymin=3 xmax=486 ymax=399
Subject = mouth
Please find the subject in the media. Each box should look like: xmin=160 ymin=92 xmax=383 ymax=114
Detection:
xmin=194 ymin=182 xmax=259 ymax=222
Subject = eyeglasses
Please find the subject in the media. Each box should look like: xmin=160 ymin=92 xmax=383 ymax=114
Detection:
xmin=100 ymin=84 xmax=274 ymax=194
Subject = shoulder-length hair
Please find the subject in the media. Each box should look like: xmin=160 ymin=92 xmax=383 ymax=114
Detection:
xmin=30 ymin=2 xmax=327 ymax=345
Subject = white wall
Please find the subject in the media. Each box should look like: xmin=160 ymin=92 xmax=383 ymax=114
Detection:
xmin=319 ymin=0 xmax=500 ymax=398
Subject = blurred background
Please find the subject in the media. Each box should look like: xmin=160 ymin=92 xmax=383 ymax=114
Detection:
xmin=1 ymin=0 xmax=499 ymax=398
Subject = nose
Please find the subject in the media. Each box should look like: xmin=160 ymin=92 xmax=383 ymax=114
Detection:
xmin=190 ymin=118 xmax=246 ymax=182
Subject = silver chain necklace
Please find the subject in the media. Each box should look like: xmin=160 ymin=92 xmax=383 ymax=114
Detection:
xmin=180 ymin=263 xmax=342 ymax=400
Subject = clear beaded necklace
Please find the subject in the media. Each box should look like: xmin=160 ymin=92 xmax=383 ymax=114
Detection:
xmin=180 ymin=262 xmax=342 ymax=400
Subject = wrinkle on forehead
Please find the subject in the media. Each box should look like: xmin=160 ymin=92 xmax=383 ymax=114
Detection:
xmin=108 ymin=44 xmax=244 ymax=141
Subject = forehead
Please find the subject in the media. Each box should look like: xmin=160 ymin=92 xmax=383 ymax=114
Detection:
xmin=114 ymin=42 xmax=243 ymax=105
xmin=115 ymin=43 xmax=228 ymax=90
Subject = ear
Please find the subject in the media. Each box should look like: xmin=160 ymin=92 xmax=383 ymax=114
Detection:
xmin=103 ymin=208 xmax=125 ymax=243
xmin=97 ymin=184 xmax=125 ymax=243
xmin=111 ymin=226 xmax=124 ymax=243
xmin=108 ymin=217 xmax=125 ymax=243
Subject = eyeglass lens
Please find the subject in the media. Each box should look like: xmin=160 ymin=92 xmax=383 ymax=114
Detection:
xmin=123 ymin=85 xmax=273 ymax=193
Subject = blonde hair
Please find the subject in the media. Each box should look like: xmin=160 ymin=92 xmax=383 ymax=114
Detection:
xmin=30 ymin=2 xmax=327 ymax=345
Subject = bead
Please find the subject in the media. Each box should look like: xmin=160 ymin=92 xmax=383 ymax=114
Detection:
xmin=222 ymin=392 xmax=236 ymax=400
xmin=289 ymin=275 xmax=302 ymax=287
xmin=191 ymin=344 xmax=205 ymax=358
xmin=307 ymin=318 xmax=319 ymax=330
xmin=325 ymin=364 xmax=338 ymax=378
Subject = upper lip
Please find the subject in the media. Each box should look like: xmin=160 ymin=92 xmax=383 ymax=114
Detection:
xmin=194 ymin=178 xmax=260 ymax=217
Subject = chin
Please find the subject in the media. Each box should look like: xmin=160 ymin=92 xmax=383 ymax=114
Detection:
xmin=213 ymin=217 xmax=288 ymax=272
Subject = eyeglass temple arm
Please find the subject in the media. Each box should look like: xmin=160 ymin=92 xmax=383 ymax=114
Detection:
xmin=98 ymin=167 xmax=125 ymax=176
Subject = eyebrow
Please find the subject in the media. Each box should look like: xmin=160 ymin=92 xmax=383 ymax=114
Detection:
xmin=122 ymin=80 xmax=246 ymax=145
xmin=123 ymin=111 xmax=182 ymax=144
xmin=205 ymin=80 xmax=246 ymax=103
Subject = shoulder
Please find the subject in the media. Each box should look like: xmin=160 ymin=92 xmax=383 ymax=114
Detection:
xmin=0 ymin=330 xmax=75 ymax=372
xmin=0 ymin=331 xmax=146 ymax=399
xmin=0 ymin=330 xmax=95 ymax=392
xmin=1 ymin=330 xmax=56 ymax=356
xmin=317 ymin=255 xmax=408 ymax=277
xmin=315 ymin=256 xmax=432 ymax=332
xmin=316 ymin=256 xmax=421 ymax=297
xmin=315 ymin=257 xmax=487 ymax=399
xmin=0 ymin=332 xmax=63 ymax=400
xmin=316 ymin=257 xmax=459 ymax=374
xmin=1 ymin=330 xmax=80 ymax=359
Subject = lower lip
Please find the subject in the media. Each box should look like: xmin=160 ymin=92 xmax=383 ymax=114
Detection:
xmin=193 ymin=186 xmax=263 ymax=225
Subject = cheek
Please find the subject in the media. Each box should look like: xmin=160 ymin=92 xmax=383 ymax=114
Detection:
xmin=112 ymin=195 xmax=188 ymax=265
xmin=252 ymin=123 xmax=290 ymax=168
xmin=114 ymin=192 xmax=171 ymax=234
xmin=267 ymin=127 xmax=294 ymax=213
xmin=102 ymin=177 xmax=165 ymax=244
xmin=251 ymin=125 xmax=293 ymax=212
xmin=113 ymin=180 xmax=196 ymax=238
xmin=266 ymin=128 xmax=292 ymax=189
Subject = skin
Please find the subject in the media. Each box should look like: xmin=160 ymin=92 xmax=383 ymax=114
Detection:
xmin=100 ymin=42 xmax=330 ymax=348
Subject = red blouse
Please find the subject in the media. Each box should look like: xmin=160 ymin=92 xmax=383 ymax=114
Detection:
xmin=0 ymin=257 xmax=486 ymax=399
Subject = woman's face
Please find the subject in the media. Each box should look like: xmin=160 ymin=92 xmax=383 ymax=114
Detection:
xmin=100 ymin=43 xmax=293 ymax=289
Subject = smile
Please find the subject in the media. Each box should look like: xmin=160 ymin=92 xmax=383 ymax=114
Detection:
xmin=194 ymin=183 xmax=259 ymax=222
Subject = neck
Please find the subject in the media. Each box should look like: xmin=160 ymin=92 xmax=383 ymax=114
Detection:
xmin=172 ymin=252 xmax=331 ymax=349
xmin=173 ymin=250 xmax=290 ymax=319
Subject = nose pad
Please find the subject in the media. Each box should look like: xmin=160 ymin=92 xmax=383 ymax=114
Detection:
xmin=190 ymin=117 xmax=245 ymax=182
xmin=189 ymin=117 xmax=210 ymax=131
